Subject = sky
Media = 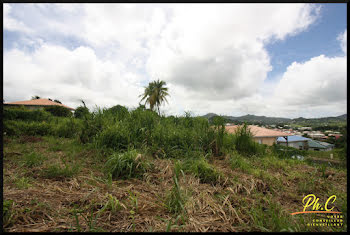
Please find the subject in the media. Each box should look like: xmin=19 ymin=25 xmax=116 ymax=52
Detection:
xmin=3 ymin=3 xmax=347 ymax=118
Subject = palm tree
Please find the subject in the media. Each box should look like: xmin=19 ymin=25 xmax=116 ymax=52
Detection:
xmin=139 ymin=79 xmax=170 ymax=115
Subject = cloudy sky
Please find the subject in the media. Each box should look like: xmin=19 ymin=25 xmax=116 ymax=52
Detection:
xmin=3 ymin=3 xmax=347 ymax=118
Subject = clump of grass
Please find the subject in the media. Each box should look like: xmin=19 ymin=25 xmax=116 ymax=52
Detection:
xmin=177 ymin=157 xmax=223 ymax=184
xmin=22 ymin=152 xmax=46 ymax=168
xmin=164 ymin=166 xmax=187 ymax=215
xmin=104 ymin=149 xmax=152 ymax=180
xmin=98 ymin=193 xmax=124 ymax=215
xmin=249 ymin=200 xmax=302 ymax=232
xmin=3 ymin=200 xmax=14 ymax=227
xmin=42 ymin=162 xmax=80 ymax=179
xmin=230 ymin=153 xmax=253 ymax=174
xmin=15 ymin=176 xmax=32 ymax=189
xmin=232 ymin=123 xmax=262 ymax=157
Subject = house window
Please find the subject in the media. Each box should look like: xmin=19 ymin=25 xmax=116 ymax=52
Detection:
xmin=258 ymin=139 xmax=262 ymax=144
xmin=299 ymin=146 xmax=303 ymax=150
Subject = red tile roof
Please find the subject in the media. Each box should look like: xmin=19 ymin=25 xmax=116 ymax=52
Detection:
xmin=225 ymin=125 xmax=291 ymax=137
xmin=4 ymin=99 xmax=75 ymax=110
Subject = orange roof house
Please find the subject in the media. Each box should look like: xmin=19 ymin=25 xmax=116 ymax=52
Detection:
xmin=4 ymin=98 xmax=75 ymax=111
xmin=225 ymin=125 xmax=291 ymax=146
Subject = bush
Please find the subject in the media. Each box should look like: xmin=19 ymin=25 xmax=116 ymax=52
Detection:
xmin=74 ymin=106 xmax=90 ymax=119
xmin=3 ymin=107 xmax=52 ymax=122
xmin=44 ymin=105 xmax=72 ymax=117
xmin=106 ymin=105 xmax=129 ymax=121
xmin=95 ymin=123 xmax=130 ymax=151
xmin=104 ymin=150 xmax=151 ymax=179
xmin=3 ymin=120 xmax=53 ymax=136
xmin=52 ymin=117 xmax=83 ymax=138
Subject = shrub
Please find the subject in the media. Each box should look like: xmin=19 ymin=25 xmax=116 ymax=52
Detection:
xmin=44 ymin=105 xmax=72 ymax=117
xmin=3 ymin=107 xmax=52 ymax=122
xmin=52 ymin=117 xmax=83 ymax=138
xmin=74 ymin=106 xmax=90 ymax=119
xmin=95 ymin=123 xmax=130 ymax=151
xmin=106 ymin=105 xmax=129 ymax=120
xmin=104 ymin=150 xmax=152 ymax=179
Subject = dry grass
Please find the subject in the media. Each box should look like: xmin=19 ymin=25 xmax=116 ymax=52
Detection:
xmin=3 ymin=136 xmax=347 ymax=232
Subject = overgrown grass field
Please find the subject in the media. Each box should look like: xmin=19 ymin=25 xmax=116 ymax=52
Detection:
xmin=3 ymin=106 xmax=347 ymax=232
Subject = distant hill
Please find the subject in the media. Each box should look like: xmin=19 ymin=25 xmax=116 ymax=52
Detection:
xmin=202 ymin=113 xmax=347 ymax=125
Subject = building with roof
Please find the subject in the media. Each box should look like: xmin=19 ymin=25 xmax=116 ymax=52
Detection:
xmin=277 ymin=135 xmax=309 ymax=150
xmin=308 ymin=139 xmax=334 ymax=151
xmin=4 ymin=98 xmax=75 ymax=111
xmin=225 ymin=125 xmax=291 ymax=146
xmin=277 ymin=135 xmax=334 ymax=151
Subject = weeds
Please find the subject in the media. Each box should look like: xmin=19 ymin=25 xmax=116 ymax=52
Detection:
xmin=3 ymin=200 xmax=14 ymax=227
xmin=104 ymin=150 xmax=152 ymax=179
xmin=178 ymin=157 xmax=223 ymax=184
xmin=22 ymin=152 xmax=46 ymax=168
xmin=42 ymin=162 xmax=80 ymax=179
xmin=164 ymin=166 xmax=187 ymax=215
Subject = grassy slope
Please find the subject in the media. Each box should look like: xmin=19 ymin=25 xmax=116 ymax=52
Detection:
xmin=3 ymin=135 xmax=347 ymax=232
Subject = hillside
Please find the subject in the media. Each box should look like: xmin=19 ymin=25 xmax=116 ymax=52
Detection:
xmin=203 ymin=113 xmax=347 ymax=125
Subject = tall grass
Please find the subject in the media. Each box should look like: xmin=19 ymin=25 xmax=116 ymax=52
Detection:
xmin=104 ymin=149 xmax=152 ymax=179
xmin=232 ymin=123 xmax=265 ymax=157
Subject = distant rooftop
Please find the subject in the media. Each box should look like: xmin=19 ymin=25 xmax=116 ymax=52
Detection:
xmin=225 ymin=125 xmax=291 ymax=137
xmin=277 ymin=135 xmax=310 ymax=142
xmin=4 ymin=98 xmax=75 ymax=110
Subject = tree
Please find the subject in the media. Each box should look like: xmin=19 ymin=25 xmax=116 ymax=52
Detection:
xmin=139 ymin=79 xmax=169 ymax=115
xmin=31 ymin=95 xmax=41 ymax=100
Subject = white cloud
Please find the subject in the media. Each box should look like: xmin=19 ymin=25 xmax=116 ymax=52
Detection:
xmin=3 ymin=44 xmax=144 ymax=110
xmin=4 ymin=3 xmax=346 ymax=118
xmin=265 ymin=54 xmax=347 ymax=118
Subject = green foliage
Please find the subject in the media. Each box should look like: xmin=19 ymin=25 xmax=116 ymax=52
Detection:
xmin=230 ymin=153 xmax=253 ymax=174
xmin=106 ymin=105 xmax=129 ymax=120
xmin=98 ymin=193 xmax=123 ymax=215
xmin=44 ymin=105 xmax=72 ymax=117
xmin=3 ymin=107 xmax=52 ymax=122
xmin=74 ymin=106 xmax=90 ymax=119
xmin=165 ymin=166 xmax=187 ymax=215
xmin=249 ymin=200 xmax=302 ymax=232
xmin=177 ymin=157 xmax=223 ymax=184
xmin=52 ymin=117 xmax=82 ymax=138
xmin=232 ymin=123 xmax=265 ymax=157
xmin=271 ymin=143 xmax=306 ymax=159
xmin=3 ymin=200 xmax=14 ymax=227
xmin=104 ymin=150 xmax=152 ymax=180
xmin=139 ymin=79 xmax=169 ymax=114
xmin=22 ymin=152 xmax=46 ymax=168
xmin=3 ymin=120 xmax=53 ymax=136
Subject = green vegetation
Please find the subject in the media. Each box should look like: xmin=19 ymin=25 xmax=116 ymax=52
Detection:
xmin=2 ymin=91 xmax=347 ymax=232
xmin=44 ymin=105 xmax=72 ymax=117
xmin=104 ymin=149 xmax=152 ymax=179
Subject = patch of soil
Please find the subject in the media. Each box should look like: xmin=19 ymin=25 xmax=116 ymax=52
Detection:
xmin=19 ymin=136 xmax=43 ymax=144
